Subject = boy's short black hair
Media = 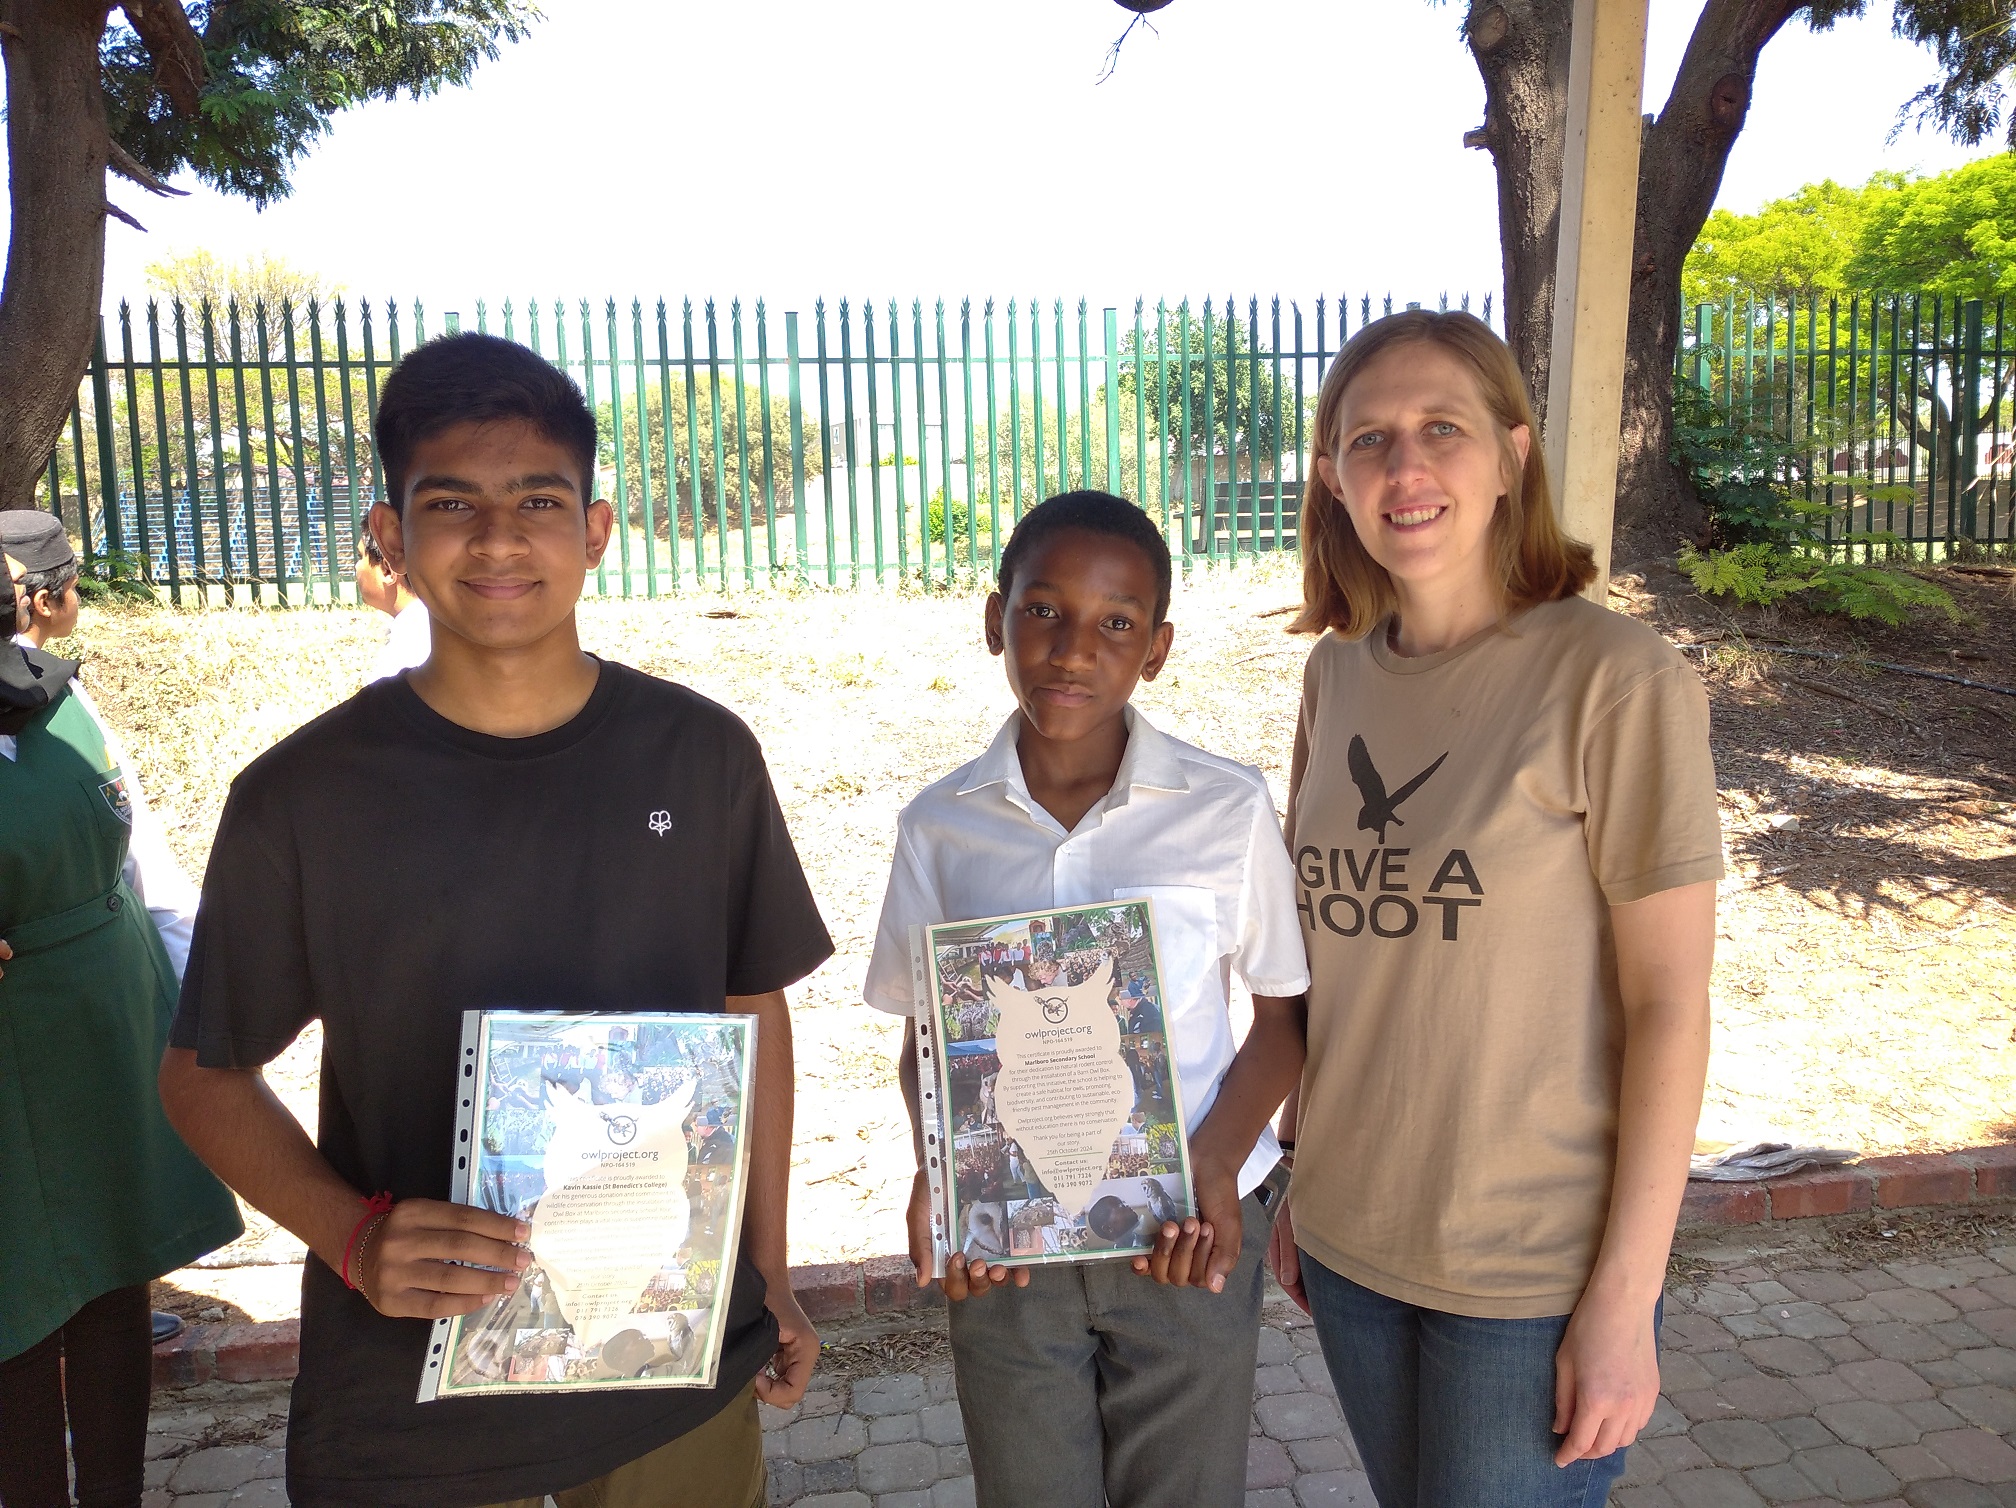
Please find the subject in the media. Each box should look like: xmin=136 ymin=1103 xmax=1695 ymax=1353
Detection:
xmin=373 ymin=333 xmax=597 ymax=513
xmin=17 ymin=562 xmax=80 ymax=604
xmin=996 ymin=490 xmax=1173 ymax=624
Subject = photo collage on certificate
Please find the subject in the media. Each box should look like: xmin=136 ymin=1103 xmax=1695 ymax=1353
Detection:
xmin=924 ymin=900 xmax=1192 ymax=1267
xmin=422 ymin=1011 xmax=754 ymax=1400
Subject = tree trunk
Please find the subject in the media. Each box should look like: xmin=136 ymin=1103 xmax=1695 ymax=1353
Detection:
xmin=1464 ymin=0 xmax=1802 ymax=564
xmin=0 ymin=0 xmax=114 ymax=514
xmin=1464 ymin=0 xmax=1573 ymax=427
xmin=1612 ymin=1 xmax=1800 ymax=563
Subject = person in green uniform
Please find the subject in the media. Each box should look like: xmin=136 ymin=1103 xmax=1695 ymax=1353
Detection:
xmin=0 ymin=546 xmax=243 ymax=1508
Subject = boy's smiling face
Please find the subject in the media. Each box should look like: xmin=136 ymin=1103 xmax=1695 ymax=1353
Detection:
xmin=985 ymin=527 xmax=1173 ymax=747
xmin=372 ymin=418 xmax=611 ymax=653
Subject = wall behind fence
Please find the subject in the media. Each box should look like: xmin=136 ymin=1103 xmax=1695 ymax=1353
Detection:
xmin=45 ymin=291 xmax=1493 ymax=604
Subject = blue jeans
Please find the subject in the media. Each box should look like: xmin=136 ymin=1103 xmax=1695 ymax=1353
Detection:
xmin=1300 ymin=1254 xmax=1639 ymax=1508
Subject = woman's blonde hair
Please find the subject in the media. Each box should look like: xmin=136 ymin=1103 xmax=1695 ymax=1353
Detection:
xmin=1290 ymin=309 xmax=1596 ymax=638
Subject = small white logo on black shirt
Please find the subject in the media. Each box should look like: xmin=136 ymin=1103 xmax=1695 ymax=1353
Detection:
xmin=647 ymin=810 xmax=672 ymax=836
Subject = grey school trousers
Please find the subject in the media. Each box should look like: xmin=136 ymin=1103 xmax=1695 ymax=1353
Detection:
xmin=946 ymin=1185 xmax=1278 ymax=1508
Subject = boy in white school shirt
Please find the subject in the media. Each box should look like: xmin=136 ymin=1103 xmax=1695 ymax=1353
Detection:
xmin=353 ymin=528 xmax=432 ymax=683
xmin=862 ymin=491 xmax=1311 ymax=1508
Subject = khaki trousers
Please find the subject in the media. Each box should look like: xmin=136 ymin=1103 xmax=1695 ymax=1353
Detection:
xmin=479 ymin=1380 xmax=765 ymax=1508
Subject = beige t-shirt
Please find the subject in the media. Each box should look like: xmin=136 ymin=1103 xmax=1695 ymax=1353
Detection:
xmin=1287 ymin=594 xmax=1723 ymax=1318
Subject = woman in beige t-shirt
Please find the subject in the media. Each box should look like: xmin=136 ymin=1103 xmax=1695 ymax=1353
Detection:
xmin=1269 ymin=311 xmax=1721 ymax=1506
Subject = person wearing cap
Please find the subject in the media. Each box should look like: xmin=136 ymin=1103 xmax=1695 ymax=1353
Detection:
xmin=2 ymin=509 xmax=84 ymax=651
xmin=3 ymin=511 xmax=203 ymax=983
xmin=0 ymin=523 xmax=243 ymax=1508
xmin=354 ymin=527 xmax=431 ymax=683
xmin=694 ymin=1106 xmax=735 ymax=1165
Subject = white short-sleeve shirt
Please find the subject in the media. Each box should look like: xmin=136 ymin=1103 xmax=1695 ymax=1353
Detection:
xmin=364 ymin=599 xmax=432 ymax=684
xmin=864 ymin=705 xmax=1310 ymax=1197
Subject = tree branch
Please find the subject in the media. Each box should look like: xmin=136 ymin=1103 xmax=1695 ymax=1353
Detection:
xmin=201 ymin=0 xmax=239 ymax=46
xmin=107 ymin=136 xmax=187 ymax=197
xmin=119 ymin=0 xmax=205 ymax=116
xmin=106 ymin=200 xmax=147 ymax=231
xmin=1656 ymin=0 xmax=1804 ymax=127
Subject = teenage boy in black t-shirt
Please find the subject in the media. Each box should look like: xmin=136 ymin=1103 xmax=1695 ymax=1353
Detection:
xmin=160 ymin=334 xmax=833 ymax=1508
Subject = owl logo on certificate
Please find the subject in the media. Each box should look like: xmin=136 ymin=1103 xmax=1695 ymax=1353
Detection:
xmin=911 ymin=899 xmax=1195 ymax=1275
xmin=417 ymin=1011 xmax=757 ymax=1402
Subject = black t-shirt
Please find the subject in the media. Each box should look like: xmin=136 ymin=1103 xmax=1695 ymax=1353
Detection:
xmin=171 ymin=663 xmax=833 ymax=1508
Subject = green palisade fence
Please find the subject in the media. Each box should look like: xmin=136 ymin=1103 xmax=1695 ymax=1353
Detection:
xmin=1678 ymin=290 xmax=2016 ymax=558
xmin=45 ymin=289 xmax=2016 ymax=606
xmin=43 ymin=292 xmax=1499 ymax=605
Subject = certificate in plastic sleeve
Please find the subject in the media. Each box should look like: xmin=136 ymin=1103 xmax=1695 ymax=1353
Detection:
xmin=911 ymin=899 xmax=1194 ymax=1277
xmin=418 ymin=1010 xmax=756 ymax=1401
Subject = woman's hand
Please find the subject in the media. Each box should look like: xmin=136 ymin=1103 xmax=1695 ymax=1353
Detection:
xmin=1552 ymin=1281 xmax=1661 ymax=1465
xmin=0 ymin=937 xmax=11 ymax=980
xmin=358 ymin=1198 xmax=530 ymax=1319
xmin=1267 ymin=1190 xmax=1308 ymax=1313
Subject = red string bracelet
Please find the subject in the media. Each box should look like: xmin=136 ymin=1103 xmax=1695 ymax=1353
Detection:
xmin=340 ymin=1191 xmax=395 ymax=1291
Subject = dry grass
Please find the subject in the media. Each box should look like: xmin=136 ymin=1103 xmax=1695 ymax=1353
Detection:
xmin=56 ymin=557 xmax=2016 ymax=1270
xmin=1821 ymin=1204 xmax=2016 ymax=1265
xmin=813 ymin=1325 xmax=952 ymax=1381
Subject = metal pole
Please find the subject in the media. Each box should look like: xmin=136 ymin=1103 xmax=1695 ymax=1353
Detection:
xmin=787 ymin=310 xmax=809 ymax=584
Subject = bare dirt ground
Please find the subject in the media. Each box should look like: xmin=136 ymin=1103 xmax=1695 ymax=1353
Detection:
xmin=1610 ymin=558 xmax=2016 ymax=1158
xmin=59 ymin=558 xmax=2015 ymax=1317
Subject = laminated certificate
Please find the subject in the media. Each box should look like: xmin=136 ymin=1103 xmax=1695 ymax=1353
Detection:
xmin=911 ymin=899 xmax=1193 ymax=1276
xmin=418 ymin=1010 xmax=756 ymax=1402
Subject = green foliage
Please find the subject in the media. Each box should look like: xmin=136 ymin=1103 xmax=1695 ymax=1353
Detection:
xmin=971 ymin=395 xmax=1161 ymax=515
xmin=1684 ymin=155 xmax=2016 ymax=305
xmin=1844 ymin=153 xmax=2016 ymax=299
xmin=41 ymin=309 xmax=365 ymax=512
xmin=923 ymin=490 xmax=1001 ymax=567
xmin=1669 ymin=376 xmax=1827 ymax=547
xmin=596 ymin=382 xmax=822 ymax=537
xmin=1673 ymin=376 xmax=1958 ymax=627
xmin=144 ymin=250 xmax=339 ymax=314
xmin=1890 ymin=0 xmax=2016 ymax=148
xmin=1679 ymin=541 xmax=1784 ymax=604
xmin=1108 ymin=311 xmax=1299 ymax=461
xmin=1679 ymin=541 xmax=1960 ymax=626
xmin=102 ymin=0 xmax=540 ymax=208
xmin=74 ymin=549 xmax=157 ymax=606
xmin=1684 ymin=175 xmax=1904 ymax=305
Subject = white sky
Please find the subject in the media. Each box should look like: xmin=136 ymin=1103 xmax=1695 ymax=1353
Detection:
xmin=0 ymin=0 xmax=1998 ymax=318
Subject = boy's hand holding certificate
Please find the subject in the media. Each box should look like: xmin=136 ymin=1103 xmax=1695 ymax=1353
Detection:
xmin=418 ymin=1010 xmax=757 ymax=1402
xmin=910 ymin=898 xmax=1196 ymax=1280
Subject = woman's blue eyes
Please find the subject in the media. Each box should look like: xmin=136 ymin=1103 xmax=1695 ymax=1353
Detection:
xmin=1349 ymin=422 xmax=1461 ymax=449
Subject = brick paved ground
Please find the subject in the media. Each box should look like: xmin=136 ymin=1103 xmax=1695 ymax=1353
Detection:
xmin=142 ymin=1239 xmax=2016 ymax=1508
